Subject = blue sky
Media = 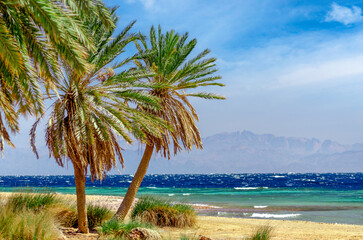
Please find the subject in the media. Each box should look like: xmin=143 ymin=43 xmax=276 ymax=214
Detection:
xmin=4 ymin=0 xmax=363 ymax=174
xmin=103 ymin=0 xmax=363 ymax=144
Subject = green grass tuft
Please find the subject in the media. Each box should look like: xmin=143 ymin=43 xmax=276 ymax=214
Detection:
xmin=7 ymin=193 xmax=58 ymax=212
xmin=99 ymin=219 xmax=153 ymax=239
xmin=131 ymin=196 xmax=196 ymax=227
xmin=247 ymin=225 xmax=273 ymax=240
xmin=87 ymin=204 xmax=112 ymax=229
xmin=56 ymin=204 xmax=112 ymax=229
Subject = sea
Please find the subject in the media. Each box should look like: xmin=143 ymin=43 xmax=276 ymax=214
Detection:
xmin=0 ymin=173 xmax=362 ymax=225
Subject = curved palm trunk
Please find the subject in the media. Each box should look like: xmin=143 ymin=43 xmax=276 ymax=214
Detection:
xmin=73 ymin=164 xmax=89 ymax=233
xmin=114 ymin=144 xmax=154 ymax=220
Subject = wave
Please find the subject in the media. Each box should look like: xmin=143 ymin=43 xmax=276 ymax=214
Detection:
xmin=190 ymin=203 xmax=221 ymax=209
xmin=234 ymin=187 xmax=268 ymax=190
xmin=168 ymin=194 xmax=175 ymax=196
xmin=254 ymin=206 xmax=268 ymax=208
xmin=251 ymin=213 xmax=301 ymax=218
xmin=146 ymin=187 xmax=157 ymax=189
xmin=183 ymin=193 xmax=191 ymax=196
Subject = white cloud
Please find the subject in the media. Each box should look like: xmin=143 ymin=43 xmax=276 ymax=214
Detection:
xmin=276 ymin=55 xmax=363 ymax=88
xmin=325 ymin=2 xmax=363 ymax=25
xmin=125 ymin=0 xmax=155 ymax=9
xmin=218 ymin=30 xmax=363 ymax=94
xmin=140 ymin=0 xmax=155 ymax=9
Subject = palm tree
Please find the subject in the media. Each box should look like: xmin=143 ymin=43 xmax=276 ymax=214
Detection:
xmin=114 ymin=26 xmax=225 ymax=220
xmin=30 ymin=16 xmax=164 ymax=233
xmin=0 ymin=0 xmax=114 ymax=154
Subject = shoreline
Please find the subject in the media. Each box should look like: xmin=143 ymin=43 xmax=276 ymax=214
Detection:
xmin=1 ymin=191 xmax=363 ymax=224
xmin=1 ymin=192 xmax=363 ymax=239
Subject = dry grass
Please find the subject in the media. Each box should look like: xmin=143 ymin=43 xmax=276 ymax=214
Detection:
xmin=56 ymin=203 xmax=112 ymax=229
xmin=0 ymin=205 xmax=61 ymax=239
xmin=131 ymin=196 xmax=196 ymax=228
xmin=0 ymin=192 xmax=113 ymax=239
xmin=246 ymin=225 xmax=273 ymax=240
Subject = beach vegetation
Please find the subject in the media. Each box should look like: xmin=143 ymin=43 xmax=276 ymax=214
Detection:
xmin=56 ymin=204 xmax=112 ymax=229
xmin=114 ymin=25 xmax=225 ymax=220
xmin=131 ymin=196 xmax=196 ymax=227
xmin=246 ymin=225 xmax=273 ymax=240
xmin=0 ymin=194 xmax=62 ymax=239
xmin=56 ymin=205 xmax=79 ymax=228
xmin=30 ymin=10 xmax=164 ymax=233
xmin=87 ymin=204 xmax=113 ymax=229
xmin=178 ymin=235 xmax=200 ymax=240
xmin=6 ymin=192 xmax=58 ymax=212
xmin=98 ymin=219 xmax=153 ymax=239
xmin=0 ymin=208 xmax=61 ymax=240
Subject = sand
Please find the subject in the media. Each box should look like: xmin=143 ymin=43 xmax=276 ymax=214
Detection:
xmin=161 ymin=216 xmax=363 ymax=240
xmin=1 ymin=192 xmax=362 ymax=239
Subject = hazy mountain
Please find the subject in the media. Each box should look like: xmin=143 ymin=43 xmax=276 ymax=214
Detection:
xmin=1 ymin=130 xmax=362 ymax=175
xmin=139 ymin=130 xmax=362 ymax=174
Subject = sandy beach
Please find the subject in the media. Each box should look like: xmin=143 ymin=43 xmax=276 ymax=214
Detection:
xmin=162 ymin=216 xmax=363 ymax=240
xmin=2 ymin=192 xmax=362 ymax=239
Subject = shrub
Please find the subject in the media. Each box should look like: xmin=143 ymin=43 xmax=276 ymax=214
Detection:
xmin=87 ymin=204 xmax=112 ymax=229
xmin=246 ymin=225 xmax=273 ymax=240
xmin=131 ymin=196 xmax=196 ymax=227
xmin=99 ymin=219 xmax=153 ymax=239
xmin=0 ymin=207 xmax=61 ymax=240
xmin=56 ymin=206 xmax=78 ymax=228
xmin=178 ymin=234 xmax=199 ymax=240
xmin=56 ymin=204 xmax=111 ymax=229
xmin=7 ymin=193 xmax=57 ymax=212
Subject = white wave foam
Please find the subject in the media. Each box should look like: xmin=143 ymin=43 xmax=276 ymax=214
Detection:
xmin=168 ymin=194 xmax=175 ymax=196
xmin=234 ymin=187 xmax=268 ymax=190
xmin=254 ymin=206 xmax=268 ymax=208
xmin=183 ymin=193 xmax=190 ymax=196
xmin=273 ymin=175 xmax=285 ymax=178
xmin=234 ymin=187 xmax=258 ymax=190
xmin=190 ymin=203 xmax=221 ymax=209
xmin=251 ymin=213 xmax=301 ymax=218
xmin=146 ymin=187 xmax=157 ymax=189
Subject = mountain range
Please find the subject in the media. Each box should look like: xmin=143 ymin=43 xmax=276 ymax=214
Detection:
xmin=1 ymin=130 xmax=362 ymax=175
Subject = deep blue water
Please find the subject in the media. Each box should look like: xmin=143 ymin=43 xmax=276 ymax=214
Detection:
xmin=0 ymin=173 xmax=362 ymax=189
xmin=0 ymin=173 xmax=362 ymax=225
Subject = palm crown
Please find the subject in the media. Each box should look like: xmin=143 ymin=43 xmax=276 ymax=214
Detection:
xmin=133 ymin=26 xmax=225 ymax=158
xmin=31 ymin=14 xmax=164 ymax=181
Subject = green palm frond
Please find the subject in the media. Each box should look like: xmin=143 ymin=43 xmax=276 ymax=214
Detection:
xmin=0 ymin=0 xmax=114 ymax=151
xmin=31 ymin=16 xmax=165 ymax=181
xmin=131 ymin=26 xmax=225 ymax=158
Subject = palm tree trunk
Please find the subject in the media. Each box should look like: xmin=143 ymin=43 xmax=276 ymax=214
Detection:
xmin=73 ymin=164 xmax=89 ymax=233
xmin=113 ymin=144 xmax=154 ymax=220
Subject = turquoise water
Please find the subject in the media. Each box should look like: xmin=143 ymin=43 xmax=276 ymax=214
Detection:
xmin=2 ymin=186 xmax=362 ymax=225
xmin=1 ymin=173 xmax=362 ymax=225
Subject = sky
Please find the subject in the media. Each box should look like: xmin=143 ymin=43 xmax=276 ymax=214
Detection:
xmin=96 ymin=0 xmax=363 ymax=145
xmin=3 ymin=0 xmax=363 ymax=174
